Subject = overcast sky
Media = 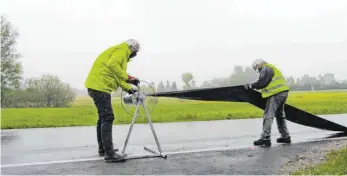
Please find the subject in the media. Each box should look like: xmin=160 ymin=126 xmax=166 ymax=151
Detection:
xmin=1 ymin=0 xmax=347 ymax=89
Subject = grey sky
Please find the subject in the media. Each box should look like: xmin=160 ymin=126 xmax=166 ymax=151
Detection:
xmin=2 ymin=0 xmax=347 ymax=89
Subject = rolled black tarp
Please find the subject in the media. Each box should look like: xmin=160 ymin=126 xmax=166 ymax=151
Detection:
xmin=147 ymin=85 xmax=347 ymax=132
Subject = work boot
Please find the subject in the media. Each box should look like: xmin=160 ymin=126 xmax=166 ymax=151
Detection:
xmin=104 ymin=153 xmax=128 ymax=163
xmin=277 ymin=136 xmax=291 ymax=144
xmin=98 ymin=148 xmax=119 ymax=156
xmin=253 ymin=138 xmax=271 ymax=147
xmin=100 ymin=121 xmax=120 ymax=158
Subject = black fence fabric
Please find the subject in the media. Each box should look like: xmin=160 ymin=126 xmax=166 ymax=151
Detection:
xmin=148 ymin=85 xmax=347 ymax=132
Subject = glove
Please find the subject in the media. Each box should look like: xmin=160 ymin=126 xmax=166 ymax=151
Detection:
xmin=132 ymin=78 xmax=140 ymax=86
xmin=126 ymin=88 xmax=138 ymax=95
xmin=244 ymin=84 xmax=252 ymax=90
xmin=126 ymin=77 xmax=140 ymax=86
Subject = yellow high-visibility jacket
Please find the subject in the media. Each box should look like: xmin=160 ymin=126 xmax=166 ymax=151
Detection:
xmin=84 ymin=42 xmax=132 ymax=94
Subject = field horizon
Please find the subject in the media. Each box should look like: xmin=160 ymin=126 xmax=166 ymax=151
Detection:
xmin=2 ymin=90 xmax=347 ymax=129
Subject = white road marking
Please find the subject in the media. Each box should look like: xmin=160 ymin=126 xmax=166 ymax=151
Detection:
xmin=1 ymin=157 xmax=103 ymax=168
xmin=0 ymin=144 xmax=299 ymax=168
xmin=0 ymin=146 xmax=251 ymax=168
xmin=1 ymin=136 xmax=346 ymax=168
xmin=0 ymin=154 xmax=164 ymax=168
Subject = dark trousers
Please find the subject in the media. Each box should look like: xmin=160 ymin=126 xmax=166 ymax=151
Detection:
xmin=88 ymin=88 xmax=115 ymax=156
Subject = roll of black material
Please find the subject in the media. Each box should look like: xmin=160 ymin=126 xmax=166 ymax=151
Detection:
xmin=147 ymin=85 xmax=347 ymax=132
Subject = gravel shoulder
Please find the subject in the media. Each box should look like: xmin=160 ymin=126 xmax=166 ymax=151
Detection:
xmin=276 ymin=139 xmax=347 ymax=175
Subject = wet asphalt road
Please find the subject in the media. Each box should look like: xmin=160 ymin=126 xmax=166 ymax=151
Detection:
xmin=1 ymin=114 xmax=347 ymax=175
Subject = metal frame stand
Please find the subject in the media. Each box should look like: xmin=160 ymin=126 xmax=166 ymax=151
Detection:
xmin=121 ymin=91 xmax=167 ymax=160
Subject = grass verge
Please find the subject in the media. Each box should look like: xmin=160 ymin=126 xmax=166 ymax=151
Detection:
xmin=293 ymin=146 xmax=347 ymax=175
xmin=1 ymin=91 xmax=347 ymax=129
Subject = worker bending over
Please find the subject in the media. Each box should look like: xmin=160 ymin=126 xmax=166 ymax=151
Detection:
xmin=244 ymin=59 xmax=291 ymax=147
xmin=84 ymin=39 xmax=140 ymax=162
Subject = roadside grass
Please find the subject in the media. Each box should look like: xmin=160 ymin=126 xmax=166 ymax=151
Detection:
xmin=1 ymin=91 xmax=347 ymax=129
xmin=293 ymin=146 xmax=347 ymax=175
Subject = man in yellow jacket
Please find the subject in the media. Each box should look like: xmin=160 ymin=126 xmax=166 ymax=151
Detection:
xmin=85 ymin=39 xmax=140 ymax=163
xmin=244 ymin=59 xmax=291 ymax=147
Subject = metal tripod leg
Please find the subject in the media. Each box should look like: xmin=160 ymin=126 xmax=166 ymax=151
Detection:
xmin=142 ymin=100 xmax=167 ymax=158
xmin=121 ymin=101 xmax=141 ymax=155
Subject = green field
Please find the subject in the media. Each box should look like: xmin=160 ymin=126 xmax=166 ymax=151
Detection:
xmin=293 ymin=146 xmax=347 ymax=175
xmin=1 ymin=91 xmax=347 ymax=129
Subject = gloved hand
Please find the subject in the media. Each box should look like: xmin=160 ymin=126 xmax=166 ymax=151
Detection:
xmin=133 ymin=78 xmax=140 ymax=86
xmin=244 ymin=84 xmax=252 ymax=90
xmin=126 ymin=77 xmax=140 ymax=86
xmin=126 ymin=88 xmax=138 ymax=95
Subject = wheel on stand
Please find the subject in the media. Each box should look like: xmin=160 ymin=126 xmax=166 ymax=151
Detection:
xmin=119 ymin=80 xmax=166 ymax=159
xmin=120 ymin=80 xmax=157 ymax=118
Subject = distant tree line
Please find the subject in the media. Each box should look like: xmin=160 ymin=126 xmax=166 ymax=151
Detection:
xmin=154 ymin=66 xmax=347 ymax=92
xmin=156 ymin=80 xmax=178 ymax=92
xmin=1 ymin=16 xmax=76 ymax=108
xmin=285 ymin=73 xmax=347 ymax=91
xmin=194 ymin=66 xmax=347 ymax=91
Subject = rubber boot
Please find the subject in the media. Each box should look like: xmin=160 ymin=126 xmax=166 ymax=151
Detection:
xmin=253 ymin=138 xmax=271 ymax=147
xmin=277 ymin=136 xmax=291 ymax=144
xmin=101 ymin=122 xmax=127 ymax=162
xmin=97 ymin=120 xmax=120 ymax=156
